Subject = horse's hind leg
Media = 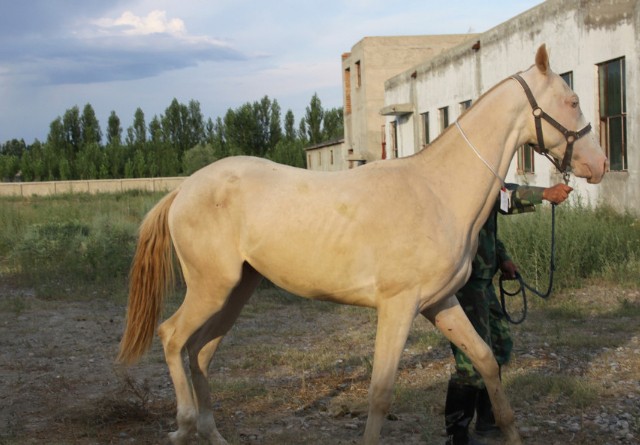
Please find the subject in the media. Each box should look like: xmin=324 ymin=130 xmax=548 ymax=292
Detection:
xmin=158 ymin=298 xmax=202 ymax=445
xmin=422 ymin=296 xmax=523 ymax=445
xmin=187 ymin=263 xmax=263 ymax=444
xmin=158 ymin=267 xmax=249 ymax=445
xmin=189 ymin=338 xmax=226 ymax=444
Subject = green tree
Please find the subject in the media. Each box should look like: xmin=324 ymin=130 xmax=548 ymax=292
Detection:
xmin=124 ymin=109 xmax=150 ymax=177
xmin=302 ymin=93 xmax=324 ymax=144
xmin=106 ymin=111 xmax=122 ymax=147
xmin=76 ymin=142 xmax=103 ymax=179
xmin=62 ymin=106 xmax=82 ymax=170
xmin=131 ymin=108 xmax=147 ymax=146
xmin=81 ymin=103 xmax=102 ymax=146
xmin=183 ymin=143 xmax=218 ymax=175
xmin=58 ymin=157 xmax=71 ymax=180
xmin=187 ymin=100 xmax=206 ymax=149
xmin=131 ymin=149 xmax=146 ymax=178
xmin=46 ymin=118 xmax=67 ymax=179
xmin=256 ymin=96 xmax=283 ymax=156
xmin=162 ymin=99 xmax=190 ymax=159
xmin=223 ymin=96 xmax=283 ymax=157
xmin=284 ymin=110 xmax=296 ymax=141
xmin=20 ymin=140 xmax=46 ymax=181
xmin=1 ymin=139 xmax=27 ymax=157
xmin=269 ymin=138 xmax=305 ymax=168
xmin=224 ymin=103 xmax=257 ymax=156
xmin=323 ymin=107 xmax=344 ymax=141
xmin=146 ymin=116 xmax=164 ymax=177
xmin=0 ymin=154 xmax=20 ymax=181
xmin=208 ymin=117 xmax=230 ymax=158
xmin=105 ymin=111 xmax=124 ymax=178
xmin=149 ymin=114 xmax=181 ymax=177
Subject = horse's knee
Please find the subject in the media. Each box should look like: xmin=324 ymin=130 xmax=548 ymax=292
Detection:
xmin=158 ymin=320 xmax=175 ymax=345
xmin=471 ymin=345 xmax=500 ymax=380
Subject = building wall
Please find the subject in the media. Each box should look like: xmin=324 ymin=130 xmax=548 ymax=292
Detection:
xmin=340 ymin=35 xmax=476 ymax=167
xmin=305 ymin=140 xmax=347 ymax=171
xmin=383 ymin=0 xmax=639 ymax=213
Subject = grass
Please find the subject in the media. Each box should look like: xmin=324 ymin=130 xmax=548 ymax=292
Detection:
xmin=506 ymin=372 xmax=600 ymax=410
xmin=0 ymin=190 xmax=164 ymax=300
xmin=499 ymin=202 xmax=640 ymax=289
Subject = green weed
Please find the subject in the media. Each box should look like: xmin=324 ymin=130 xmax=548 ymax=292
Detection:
xmin=1 ymin=193 xmax=638 ymax=303
xmin=499 ymin=203 xmax=640 ymax=289
xmin=506 ymin=373 xmax=599 ymax=410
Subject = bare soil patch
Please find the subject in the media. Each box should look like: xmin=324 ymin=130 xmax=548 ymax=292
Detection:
xmin=0 ymin=284 xmax=638 ymax=445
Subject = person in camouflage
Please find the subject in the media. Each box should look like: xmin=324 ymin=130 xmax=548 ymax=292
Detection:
xmin=444 ymin=183 xmax=573 ymax=445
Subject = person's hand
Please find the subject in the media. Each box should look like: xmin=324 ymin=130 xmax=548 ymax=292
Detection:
xmin=499 ymin=260 xmax=518 ymax=279
xmin=542 ymin=183 xmax=573 ymax=204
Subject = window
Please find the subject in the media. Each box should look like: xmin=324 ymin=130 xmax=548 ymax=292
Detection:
xmin=390 ymin=121 xmax=398 ymax=158
xmin=380 ymin=125 xmax=387 ymax=159
xmin=439 ymin=106 xmax=449 ymax=133
xmin=355 ymin=60 xmax=361 ymax=88
xmin=460 ymin=100 xmax=472 ymax=112
xmin=598 ymin=57 xmax=627 ymax=171
xmin=421 ymin=112 xmax=430 ymax=145
xmin=560 ymin=71 xmax=573 ymax=89
xmin=344 ymin=67 xmax=351 ymax=115
xmin=517 ymin=144 xmax=535 ymax=174
xmin=330 ymin=149 xmax=334 ymax=165
xmin=317 ymin=151 xmax=322 ymax=166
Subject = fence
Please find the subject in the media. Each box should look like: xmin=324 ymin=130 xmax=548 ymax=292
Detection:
xmin=0 ymin=177 xmax=185 ymax=197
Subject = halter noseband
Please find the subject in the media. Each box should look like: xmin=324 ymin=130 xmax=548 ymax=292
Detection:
xmin=511 ymin=73 xmax=592 ymax=179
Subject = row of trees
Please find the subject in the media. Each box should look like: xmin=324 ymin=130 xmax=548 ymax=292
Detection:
xmin=0 ymin=94 xmax=343 ymax=182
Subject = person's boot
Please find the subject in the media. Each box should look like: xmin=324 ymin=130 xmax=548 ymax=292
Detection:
xmin=444 ymin=381 xmax=486 ymax=445
xmin=474 ymin=386 xmax=502 ymax=437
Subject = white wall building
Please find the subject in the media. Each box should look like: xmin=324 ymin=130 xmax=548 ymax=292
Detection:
xmin=382 ymin=0 xmax=638 ymax=213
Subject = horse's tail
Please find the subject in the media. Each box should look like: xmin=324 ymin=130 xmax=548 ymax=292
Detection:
xmin=117 ymin=189 xmax=179 ymax=365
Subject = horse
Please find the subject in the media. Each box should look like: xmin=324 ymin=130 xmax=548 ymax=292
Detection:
xmin=118 ymin=44 xmax=606 ymax=445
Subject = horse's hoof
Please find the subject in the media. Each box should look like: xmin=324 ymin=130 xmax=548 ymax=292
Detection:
xmin=168 ymin=430 xmax=190 ymax=445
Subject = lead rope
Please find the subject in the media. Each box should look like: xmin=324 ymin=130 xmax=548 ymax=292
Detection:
xmin=499 ymin=203 xmax=558 ymax=325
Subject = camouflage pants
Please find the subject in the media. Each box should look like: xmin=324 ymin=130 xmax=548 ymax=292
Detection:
xmin=449 ymin=278 xmax=513 ymax=388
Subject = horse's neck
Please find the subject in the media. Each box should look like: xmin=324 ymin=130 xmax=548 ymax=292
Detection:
xmin=416 ymin=80 xmax=526 ymax=232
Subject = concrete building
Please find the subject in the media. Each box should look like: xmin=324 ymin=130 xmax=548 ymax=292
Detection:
xmin=382 ymin=0 xmax=638 ymax=213
xmin=305 ymin=35 xmax=476 ymax=171
xmin=305 ymin=138 xmax=346 ymax=171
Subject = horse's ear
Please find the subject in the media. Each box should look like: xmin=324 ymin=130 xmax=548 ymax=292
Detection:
xmin=535 ymin=44 xmax=549 ymax=75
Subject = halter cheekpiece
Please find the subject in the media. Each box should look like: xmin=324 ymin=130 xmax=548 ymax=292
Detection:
xmin=510 ymin=73 xmax=592 ymax=181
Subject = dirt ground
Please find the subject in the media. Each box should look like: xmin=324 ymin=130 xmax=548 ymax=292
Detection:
xmin=0 ymin=284 xmax=638 ymax=445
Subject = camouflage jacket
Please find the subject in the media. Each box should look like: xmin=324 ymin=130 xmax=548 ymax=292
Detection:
xmin=469 ymin=184 xmax=545 ymax=280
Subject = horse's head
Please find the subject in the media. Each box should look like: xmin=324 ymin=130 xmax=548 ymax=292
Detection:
xmin=515 ymin=45 xmax=607 ymax=184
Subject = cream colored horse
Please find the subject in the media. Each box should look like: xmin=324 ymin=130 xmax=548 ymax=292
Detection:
xmin=118 ymin=45 xmax=606 ymax=445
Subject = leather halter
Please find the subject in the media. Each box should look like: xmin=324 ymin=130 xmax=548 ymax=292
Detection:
xmin=511 ymin=73 xmax=592 ymax=177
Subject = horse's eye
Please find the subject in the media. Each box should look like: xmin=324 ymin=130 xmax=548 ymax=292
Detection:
xmin=571 ymin=100 xmax=579 ymax=109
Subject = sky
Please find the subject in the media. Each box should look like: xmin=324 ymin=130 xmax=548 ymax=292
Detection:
xmin=0 ymin=0 xmax=544 ymax=144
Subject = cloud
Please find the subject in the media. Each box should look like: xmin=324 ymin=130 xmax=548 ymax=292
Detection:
xmin=92 ymin=10 xmax=186 ymax=36
xmin=1 ymin=9 xmax=247 ymax=86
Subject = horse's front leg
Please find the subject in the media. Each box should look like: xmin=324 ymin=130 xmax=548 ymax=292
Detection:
xmin=423 ymin=296 xmax=523 ymax=445
xmin=363 ymin=299 xmax=416 ymax=445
